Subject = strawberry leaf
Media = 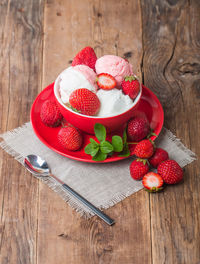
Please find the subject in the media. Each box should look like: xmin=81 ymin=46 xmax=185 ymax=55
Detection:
xmin=100 ymin=141 xmax=113 ymax=154
xmin=124 ymin=76 xmax=136 ymax=82
xmin=92 ymin=151 xmax=107 ymax=161
xmin=94 ymin=123 xmax=106 ymax=142
xmin=112 ymin=136 xmax=123 ymax=152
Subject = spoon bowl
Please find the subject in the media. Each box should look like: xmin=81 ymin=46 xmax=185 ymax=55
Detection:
xmin=24 ymin=155 xmax=50 ymax=176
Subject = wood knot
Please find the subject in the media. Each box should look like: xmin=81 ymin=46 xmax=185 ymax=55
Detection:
xmin=177 ymin=63 xmax=200 ymax=76
xmin=123 ymin=51 xmax=133 ymax=59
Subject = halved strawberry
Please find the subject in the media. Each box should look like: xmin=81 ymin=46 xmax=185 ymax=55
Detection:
xmin=142 ymin=172 xmax=164 ymax=192
xmin=97 ymin=73 xmax=116 ymax=90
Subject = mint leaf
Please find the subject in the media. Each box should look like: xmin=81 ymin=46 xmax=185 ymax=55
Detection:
xmin=90 ymin=138 xmax=99 ymax=147
xmin=118 ymin=143 xmax=130 ymax=157
xmin=84 ymin=143 xmax=99 ymax=157
xmin=112 ymin=136 xmax=123 ymax=152
xmin=100 ymin=141 xmax=113 ymax=154
xmin=92 ymin=151 xmax=107 ymax=161
xmin=94 ymin=123 xmax=106 ymax=142
xmin=122 ymin=128 xmax=127 ymax=145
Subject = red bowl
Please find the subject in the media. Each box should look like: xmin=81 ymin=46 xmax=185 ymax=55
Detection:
xmin=54 ymin=73 xmax=142 ymax=134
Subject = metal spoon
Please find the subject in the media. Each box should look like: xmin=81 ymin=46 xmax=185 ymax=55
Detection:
xmin=24 ymin=155 xmax=115 ymax=226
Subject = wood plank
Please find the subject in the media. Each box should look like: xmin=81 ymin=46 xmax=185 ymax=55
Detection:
xmin=0 ymin=0 xmax=44 ymax=263
xmin=141 ymin=0 xmax=200 ymax=263
xmin=38 ymin=0 xmax=151 ymax=263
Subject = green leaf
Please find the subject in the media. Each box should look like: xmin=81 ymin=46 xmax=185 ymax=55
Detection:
xmin=118 ymin=143 xmax=130 ymax=157
xmin=124 ymin=76 xmax=136 ymax=82
xmin=71 ymin=106 xmax=81 ymax=113
xmin=100 ymin=141 xmax=113 ymax=154
xmin=94 ymin=123 xmax=106 ymax=142
xmin=84 ymin=143 xmax=99 ymax=157
xmin=90 ymin=138 xmax=99 ymax=147
xmin=112 ymin=136 xmax=123 ymax=152
xmin=92 ymin=151 xmax=107 ymax=161
xmin=122 ymin=128 xmax=127 ymax=145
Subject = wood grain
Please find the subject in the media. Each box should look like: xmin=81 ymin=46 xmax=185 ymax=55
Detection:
xmin=0 ymin=0 xmax=44 ymax=263
xmin=37 ymin=0 xmax=151 ymax=263
xmin=141 ymin=0 xmax=200 ymax=263
xmin=0 ymin=0 xmax=200 ymax=263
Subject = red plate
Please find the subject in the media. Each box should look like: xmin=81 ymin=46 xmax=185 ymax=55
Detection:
xmin=31 ymin=83 xmax=164 ymax=163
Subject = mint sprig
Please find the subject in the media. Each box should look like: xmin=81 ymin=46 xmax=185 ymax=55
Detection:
xmin=84 ymin=123 xmax=131 ymax=161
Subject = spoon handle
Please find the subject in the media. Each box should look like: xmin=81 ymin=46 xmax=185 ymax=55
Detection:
xmin=62 ymin=183 xmax=115 ymax=226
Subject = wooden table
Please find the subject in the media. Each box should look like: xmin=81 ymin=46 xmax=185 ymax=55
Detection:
xmin=0 ymin=0 xmax=200 ymax=263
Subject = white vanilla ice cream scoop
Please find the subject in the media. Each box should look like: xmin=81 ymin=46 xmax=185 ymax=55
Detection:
xmin=96 ymin=88 xmax=134 ymax=117
xmin=59 ymin=65 xmax=97 ymax=104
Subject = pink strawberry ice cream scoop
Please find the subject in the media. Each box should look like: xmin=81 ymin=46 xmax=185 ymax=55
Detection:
xmin=95 ymin=55 xmax=133 ymax=87
xmin=73 ymin=65 xmax=98 ymax=90
xmin=59 ymin=65 xmax=97 ymax=104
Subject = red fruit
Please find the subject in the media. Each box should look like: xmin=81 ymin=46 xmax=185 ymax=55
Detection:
xmin=157 ymin=160 xmax=183 ymax=184
xmin=149 ymin=148 xmax=169 ymax=168
xmin=40 ymin=100 xmax=63 ymax=127
xmin=97 ymin=73 xmax=117 ymax=90
xmin=71 ymin=46 xmax=97 ymax=71
xmin=142 ymin=172 xmax=164 ymax=192
xmin=121 ymin=76 xmax=140 ymax=100
xmin=130 ymin=159 xmax=149 ymax=180
xmin=134 ymin=139 xmax=154 ymax=159
xmin=127 ymin=117 xmax=150 ymax=142
xmin=58 ymin=126 xmax=83 ymax=151
xmin=69 ymin=88 xmax=100 ymax=116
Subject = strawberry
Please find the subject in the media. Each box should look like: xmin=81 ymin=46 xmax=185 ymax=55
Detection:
xmin=130 ymin=159 xmax=149 ymax=180
xmin=58 ymin=126 xmax=83 ymax=151
xmin=157 ymin=160 xmax=183 ymax=184
xmin=142 ymin=172 xmax=164 ymax=192
xmin=121 ymin=76 xmax=140 ymax=100
xmin=127 ymin=117 xmax=150 ymax=142
xmin=97 ymin=73 xmax=117 ymax=90
xmin=69 ymin=88 xmax=100 ymax=116
xmin=134 ymin=139 xmax=154 ymax=159
xmin=71 ymin=46 xmax=97 ymax=71
xmin=149 ymin=148 xmax=169 ymax=168
xmin=40 ymin=100 xmax=63 ymax=127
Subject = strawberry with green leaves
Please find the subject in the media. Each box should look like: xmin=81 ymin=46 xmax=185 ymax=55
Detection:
xmin=121 ymin=76 xmax=140 ymax=100
xmin=134 ymin=139 xmax=154 ymax=159
xmin=130 ymin=159 xmax=149 ymax=180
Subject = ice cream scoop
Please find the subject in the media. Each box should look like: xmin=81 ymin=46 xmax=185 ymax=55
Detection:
xmin=95 ymin=55 xmax=133 ymax=87
xmin=96 ymin=88 xmax=134 ymax=117
xmin=59 ymin=65 xmax=97 ymax=104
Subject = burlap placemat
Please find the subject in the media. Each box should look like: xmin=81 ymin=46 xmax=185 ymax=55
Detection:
xmin=0 ymin=123 xmax=196 ymax=217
